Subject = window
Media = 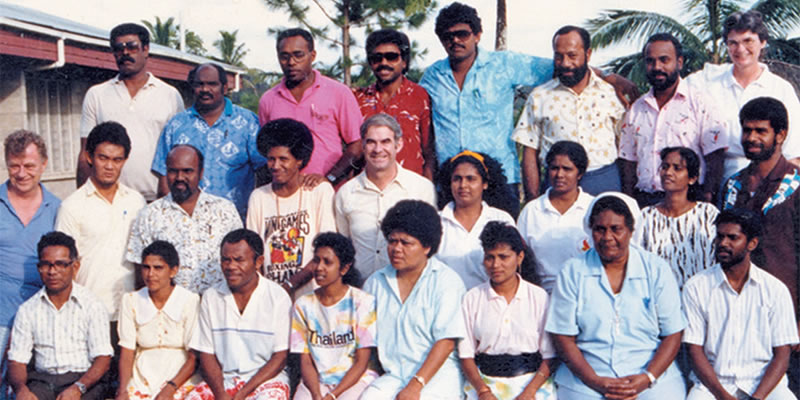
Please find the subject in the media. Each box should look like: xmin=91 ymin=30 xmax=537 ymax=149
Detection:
xmin=25 ymin=74 xmax=80 ymax=180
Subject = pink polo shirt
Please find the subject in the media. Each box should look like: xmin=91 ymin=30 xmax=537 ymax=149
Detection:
xmin=258 ymin=70 xmax=363 ymax=175
xmin=618 ymin=78 xmax=728 ymax=192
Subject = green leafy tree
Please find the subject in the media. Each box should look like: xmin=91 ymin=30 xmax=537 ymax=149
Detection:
xmin=213 ymin=30 xmax=249 ymax=67
xmin=141 ymin=16 xmax=208 ymax=56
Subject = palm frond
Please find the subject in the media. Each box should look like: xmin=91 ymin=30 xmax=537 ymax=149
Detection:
xmin=751 ymin=0 xmax=800 ymax=38
xmin=586 ymin=10 xmax=706 ymax=56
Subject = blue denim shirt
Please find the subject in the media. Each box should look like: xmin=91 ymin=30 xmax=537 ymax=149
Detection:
xmin=420 ymin=48 xmax=552 ymax=183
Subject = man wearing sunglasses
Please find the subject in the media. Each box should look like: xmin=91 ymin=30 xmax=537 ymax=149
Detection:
xmin=78 ymin=23 xmax=184 ymax=202
xmin=353 ymin=29 xmax=436 ymax=180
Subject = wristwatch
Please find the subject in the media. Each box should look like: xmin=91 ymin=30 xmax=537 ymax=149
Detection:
xmin=643 ymin=370 xmax=657 ymax=388
xmin=74 ymin=381 xmax=87 ymax=394
xmin=326 ymin=173 xmax=337 ymax=182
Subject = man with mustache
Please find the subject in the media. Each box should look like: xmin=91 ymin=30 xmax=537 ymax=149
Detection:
xmin=513 ymin=26 xmax=626 ymax=198
xmin=619 ymin=33 xmax=728 ymax=206
xmin=78 ymin=23 xmax=184 ymax=202
xmin=151 ymin=63 xmax=265 ymax=220
xmin=353 ymin=29 xmax=436 ymax=180
xmin=125 ymin=145 xmax=242 ymax=294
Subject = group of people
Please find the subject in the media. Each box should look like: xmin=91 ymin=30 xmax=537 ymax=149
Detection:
xmin=3 ymin=1 xmax=800 ymax=400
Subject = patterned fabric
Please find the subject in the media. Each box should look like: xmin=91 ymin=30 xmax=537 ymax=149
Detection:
xmin=420 ymin=48 xmax=553 ymax=183
xmin=152 ymin=98 xmax=266 ymax=218
xmin=353 ymin=77 xmax=432 ymax=175
xmin=618 ymin=78 xmax=727 ymax=192
xmin=512 ymin=70 xmax=626 ymax=171
xmin=464 ymin=375 xmax=556 ymax=400
xmin=125 ymin=192 xmax=242 ymax=293
xmin=185 ymin=378 xmax=289 ymax=400
xmin=640 ymin=202 xmax=719 ymax=289
xmin=290 ymin=287 xmax=377 ymax=385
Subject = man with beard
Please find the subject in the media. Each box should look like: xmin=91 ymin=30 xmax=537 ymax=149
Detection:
xmin=353 ymin=29 xmax=436 ymax=180
xmin=513 ymin=26 xmax=626 ymax=198
xmin=619 ymin=33 xmax=727 ymax=206
xmin=683 ymin=208 xmax=798 ymax=400
xmin=126 ymin=145 xmax=242 ymax=293
xmin=152 ymin=63 xmax=265 ymax=220
xmin=78 ymin=23 xmax=184 ymax=202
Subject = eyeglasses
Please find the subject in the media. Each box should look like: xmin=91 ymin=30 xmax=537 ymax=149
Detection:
xmin=368 ymin=52 xmax=402 ymax=64
xmin=278 ymin=51 xmax=309 ymax=63
xmin=441 ymin=29 xmax=472 ymax=43
xmin=37 ymin=260 xmax=74 ymax=271
xmin=112 ymin=41 xmax=142 ymax=54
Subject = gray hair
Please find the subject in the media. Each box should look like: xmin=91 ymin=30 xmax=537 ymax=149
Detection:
xmin=360 ymin=113 xmax=403 ymax=141
xmin=4 ymin=130 xmax=47 ymax=161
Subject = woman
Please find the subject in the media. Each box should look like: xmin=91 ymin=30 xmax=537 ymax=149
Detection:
xmin=460 ymin=221 xmax=556 ymax=400
xmin=117 ymin=241 xmax=201 ymax=400
xmin=641 ymin=147 xmax=718 ymax=289
xmin=291 ymin=232 xmax=378 ymax=400
xmin=435 ymin=150 xmax=515 ymax=289
xmin=546 ymin=193 xmax=686 ymax=399
xmin=362 ymin=200 xmax=466 ymax=400
xmin=517 ymin=141 xmax=594 ymax=293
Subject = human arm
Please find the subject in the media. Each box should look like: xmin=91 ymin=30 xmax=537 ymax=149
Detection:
xmin=325 ymin=140 xmax=362 ymax=183
xmin=298 ymin=353 xmax=324 ymax=400
xmin=522 ymin=147 xmax=541 ymax=201
xmin=686 ymin=344 xmax=736 ymax=400
xmin=420 ymin=94 xmax=436 ymax=181
xmin=56 ymin=355 xmax=111 ymax=400
xmin=154 ymin=351 xmax=197 ymax=400
xmin=234 ymin=350 xmax=288 ymax=400
xmin=702 ymin=149 xmax=726 ymax=202
xmin=396 ymin=338 xmax=456 ymax=400
xmin=593 ymin=68 xmax=640 ymax=108
xmin=618 ymin=159 xmax=638 ymax=196
xmin=750 ymin=345 xmax=792 ymax=400
xmin=460 ymin=358 xmax=497 ymax=400
xmin=551 ymin=334 xmax=634 ymax=399
xmin=515 ymin=358 xmax=554 ymax=400
xmin=8 ymin=361 xmax=36 ymax=400
xmin=616 ymin=331 xmax=683 ymax=398
xmin=77 ymin=90 xmax=98 ymax=188
xmin=197 ymin=351 xmax=231 ymax=400
xmin=115 ymin=347 xmax=135 ymax=400
xmin=77 ymin=138 xmax=91 ymax=188
xmin=327 ymin=347 xmax=372 ymax=399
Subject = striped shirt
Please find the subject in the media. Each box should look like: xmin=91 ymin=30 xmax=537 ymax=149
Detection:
xmin=683 ymin=263 xmax=799 ymax=395
xmin=8 ymin=283 xmax=112 ymax=374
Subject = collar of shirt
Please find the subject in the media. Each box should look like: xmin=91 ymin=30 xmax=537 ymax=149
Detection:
xmin=484 ymin=274 xmax=526 ymax=302
xmin=721 ymin=63 xmax=770 ymax=90
xmin=585 ymin=247 xmax=648 ymax=294
xmin=35 ymin=283 xmax=90 ymax=310
xmin=81 ymin=178 xmax=135 ymax=201
xmin=711 ymin=262 xmax=764 ymax=292
xmin=740 ymin=155 xmax=794 ymax=186
xmin=539 ymin=188 xmax=592 ymax=215
xmin=440 ymin=201 xmax=492 ymax=226
xmin=216 ymin=274 xmax=268 ymax=312
xmin=134 ymin=285 xmax=191 ymax=324
xmin=641 ymin=77 xmax=690 ymax=111
xmin=162 ymin=190 xmax=214 ymax=216
xmin=112 ymin=71 xmax=157 ymax=88
xmin=189 ymin=97 xmax=234 ymax=120
xmin=355 ymin=163 xmax=411 ymax=193
xmin=361 ymin=76 xmax=413 ymax=98
xmin=0 ymin=181 xmax=59 ymax=218
xmin=554 ymin=68 xmax=603 ymax=95
xmin=374 ymin=256 xmax=445 ymax=299
xmin=276 ymin=69 xmax=323 ymax=103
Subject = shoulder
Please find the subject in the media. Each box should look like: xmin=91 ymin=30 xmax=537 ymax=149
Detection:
xmin=17 ymin=290 xmax=45 ymax=315
xmin=73 ymin=284 xmax=107 ymax=312
xmin=174 ymin=285 xmax=201 ymax=306
xmin=520 ymin=279 xmax=549 ymax=300
xmin=682 ymin=266 xmax=717 ymax=295
xmin=317 ymin=73 xmax=352 ymax=93
xmin=485 ymin=205 xmax=515 ymax=224
xmin=350 ymin=286 xmax=376 ymax=304
xmin=695 ymin=202 xmax=720 ymax=217
xmin=312 ymin=181 xmax=335 ymax=198
xmin=399 ymin=167 xmax=434 ymax=188
xmin=531 ymin=78 xmax=561 ymax=95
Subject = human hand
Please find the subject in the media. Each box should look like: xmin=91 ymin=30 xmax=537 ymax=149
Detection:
xmin=395 ymin=382 xmax=421 ymax=400
xmin=16 ymin=386 xmax=39 ymax=400
xmin=589 ymin=376 xmax=637 ymax=400
xmin=301 ymin=174 xmax=327 ymax=188
xmin=115 ymin=387 xmax=131 ymax=400
xmin=513 ymin=389 xmax=535 ymax=400
xmin=154 ymin=384 xmax=177 ymax=400
xmin=477 ymin=388 xmax=498 ymax=400
xmin=55 ymin=384 xmax=82 ymax=400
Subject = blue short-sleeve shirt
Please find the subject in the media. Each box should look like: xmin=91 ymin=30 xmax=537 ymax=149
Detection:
xmin=545 ymin=246 xmax=686 ymax=396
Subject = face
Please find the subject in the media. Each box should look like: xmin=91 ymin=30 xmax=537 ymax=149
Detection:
xmin=658 ymin=151 xmax=697 ymax=194
xmin=591 ymin=209 xmax=632 ymax=263
xmin=726 ymin=30 xmax=766 ymax=70
xmin=742 ymin=119 xmax=784 ymax=162
xmin=363 ymin=125 xmax=402 ymax=172
xmin=88 ymin=142 xmax=127 ymax=189
xmin=192 ymin=65 xmax=225 ymax=112
xmin=645 ymin=40 xmax=683 ymax=91
xmin=267 ymin=146 xmax=302 ymax=185
xmin=450 ymin=161 xmax=487 ymax=208
xmin=221 ymin=240 xmax=263 ymax=292
xmin=37 ymin=245 xmax=77 ymax=294
xmin=141 ymin=254 xmax=177 ymax=293
xmin=483 ymin=243 xmax=523 ymax=286
xmin=715 ymin=222 xmax=757 ymax=268
xmin=166 ymin=147 xmax=203 ymax=204
xmin=440 ymin=23 xmax=481 ymax=63
xmin=548 ymin=154 xmax=582 ymax=195
xmin=312 ymin=246 xmax=348 ymax=288
xmin=112 ymin=33 xmax=149 ymax=78
xmin=6 ymin=143 xmax=47 ymax=196
xmin=278 ymin=35 xmax=316 ymax=85
xmin=387 ymin=231 xmax=430 ymax=273
xmin=553 ymin=31 xmax=591 ymax=88
xmin=369 ymin=43 xmax=406 ymax=86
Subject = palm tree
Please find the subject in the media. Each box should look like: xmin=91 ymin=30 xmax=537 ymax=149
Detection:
xmin=213 ymin=30 xmax=249 ymax=68
xmin=141 ymin=16 xmax=179 ymax=48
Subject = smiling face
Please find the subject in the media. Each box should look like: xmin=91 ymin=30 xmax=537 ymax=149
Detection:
xmin=726 ymin=29 xmax=766 ymax=71
xmin=591 ymin=210 xmax=632 ymax=264
xmin=6 ymin=143 xmax=47 ymax=196
xmin=450 ymin=161 xmax=487 ymax=209
xmin=658 ymin=150 xmax=696 ymax=195
xmin=483 ymin=243 xmax=523 ymax=287
xmin=267 ymin=146 xmax=302 ymax=186
xmin=440 ymin=23 xmax=481 ymax=63
xmin=221 ymin=240 xmax=263 ymax=293
xmin=88 ymin=142 xmax=127 ymax=190
xmin=547 ymin=154 xmax=582 ymax=196
xmin=363 ymin=125 xmax=402 ymax=173
xmin=191 ymin=65 xmax=225 ymax=113
xmin=278 ymin=35 xmax=316 ymax=86
xmin=112 ymin=33 xmax=148 ymax=78
xmin=369 ymin=42 xmax=406 ymax=86
xmin=141 ymin=254 xmax=177 ymax=293
xmin=312 ymin=246 xmax=348 ymax=288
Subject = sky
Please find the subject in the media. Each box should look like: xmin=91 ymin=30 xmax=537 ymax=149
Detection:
xmin=3 ymin=0 xmax=792 ymax=74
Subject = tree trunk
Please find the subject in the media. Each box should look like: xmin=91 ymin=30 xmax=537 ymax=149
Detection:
xmin=495 ymin=0 xmax=507 ymax=50
xmin=342 ymin=0 xmax=352 ymax=86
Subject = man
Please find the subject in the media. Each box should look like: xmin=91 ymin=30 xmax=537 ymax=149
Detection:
xmin=619 ymin=33 xmax=727 ymax=206
xmin=8 ymin=231 xmax=112 ymax=400
xmin=153 ymin=63 xmax=265 ymax=219
xmin=56 ymin=121 xmax=145 ymax=326
xmin=683 ymin=208 xmax=798 ymax=400
xmin=258 ymin=28 xmax=362 ymax=185
xmin=79 ymin=23 xmax=184 ymax=201
xmin=0 ymin=130 xmax=60 ymax=395
xmin=353 ymin=29 xmax=436 ymax=179
xmin=126 ymin=145 xmax=242 ymax=294
xmin=513 ymin=25 xmax=626 ymax=198
xmin=335 ymin=113 xmax=436 ymax=279
xmin=189 ymin=229 xmax=291 ymax=400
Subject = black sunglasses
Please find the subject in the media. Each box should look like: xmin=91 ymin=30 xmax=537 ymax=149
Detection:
xmin=112 ymin=41 xmax=142 ymax=54
xmin=368 ymin=52 xmax=402 ymax=64
xmin=441 ymin=29 xmax=472 ymax=42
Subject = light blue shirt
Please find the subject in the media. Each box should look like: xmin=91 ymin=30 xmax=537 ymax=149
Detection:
xmin=0 ymin=182 xmax=60 ymax=327
xmin=545 ymin=246 xmax=686 ymax=396
xmin=420 ymin=49 xmax=552 ymax=183
xmin=152 ymin=98 xmax=266 ymax=219
xmin=363 ymin=258 xmax=466 ymax=397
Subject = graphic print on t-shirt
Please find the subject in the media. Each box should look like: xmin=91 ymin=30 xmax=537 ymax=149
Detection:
xmin=263 ymin=210 xmax=311 ymax=284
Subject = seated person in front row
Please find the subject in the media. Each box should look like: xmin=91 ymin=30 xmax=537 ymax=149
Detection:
xmin=683 ymin=209 xmax=799 ymax=400
xmin=187 ymin=229 xmax=292 ymax=400
xmin=291 ymin=232 xmax=378 ymax=400
xmin=8 ymin=231 xmax=113 ymax=400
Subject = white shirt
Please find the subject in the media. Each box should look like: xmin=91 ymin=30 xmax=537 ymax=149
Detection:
xmin=190 ymin=275 xmax=291 ymax=383
xmin=8 ymin=283 xmax=113 ymax=374
xmin=686 ymin=63 xmax=800 ymax=179
xmin=80 ymin=73 xmax=184 ymax=200
xmin=436 ymin=201 xmax=515 ymax=289
xmin=334 ymin=164 xmax=436 ymax=279
xmin=56 ymin=180 xmax=146 ymax=319
xmin=517 ymin=189 xmax=594 ymax=293
xmin=683 ymin=263 xmax=799 ymax=395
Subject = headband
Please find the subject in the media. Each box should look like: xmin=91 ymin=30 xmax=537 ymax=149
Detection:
xmin=449 ymin=150 xmax=488 ymax=174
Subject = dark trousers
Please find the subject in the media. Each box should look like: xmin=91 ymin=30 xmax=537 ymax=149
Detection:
xmin=26 ymin=370 xmax=105 ymax=400
xmin=789 ymin=351 xmax=800 ymax=396
xmin=633 ymin=189 xmax=665 ymax=208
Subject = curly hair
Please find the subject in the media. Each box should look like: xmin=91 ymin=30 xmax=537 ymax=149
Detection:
xmin=436 ymin=151 xmax=514 ymax=215
xmin=479 ymin=221 xmax=540 ymax=285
